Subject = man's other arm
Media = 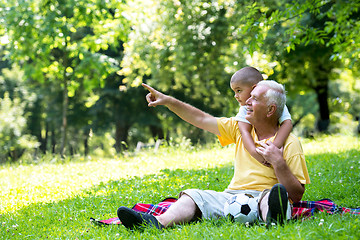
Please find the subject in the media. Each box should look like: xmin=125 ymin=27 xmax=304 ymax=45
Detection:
xmin=256 ymin=141 xmax=305 ymax=202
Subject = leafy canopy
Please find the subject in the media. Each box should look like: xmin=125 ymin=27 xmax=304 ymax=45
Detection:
xmin=1 ymin=0 xmax=129 ymax=93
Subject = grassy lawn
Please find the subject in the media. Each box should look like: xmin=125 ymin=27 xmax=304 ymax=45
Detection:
xmin=0 ymin=135 xmax=359 ymax=239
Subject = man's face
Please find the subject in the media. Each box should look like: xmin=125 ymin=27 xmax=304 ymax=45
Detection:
xmin=245 ymin=85 xmax=269 ymax=124
xmin=230 ymin=80 xmax=253 ymax=106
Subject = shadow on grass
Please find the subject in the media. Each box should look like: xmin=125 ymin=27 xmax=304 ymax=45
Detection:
xmin=2 ymin=149 xmax=359 ymax=239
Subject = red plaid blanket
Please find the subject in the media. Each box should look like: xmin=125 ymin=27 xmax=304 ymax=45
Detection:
xmin=90 ymin=197 xmax=177 ymax=226
xmin=90 ymin=197 xmax=359 ymax=225
xmin=292 ymin=198 xmax=360 ymax=219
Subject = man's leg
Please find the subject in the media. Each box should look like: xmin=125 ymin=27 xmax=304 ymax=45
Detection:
xmin=259 ymin=190 xmax=270 ymax=222
xmin=156 ymin=193 xmax=201 ymax=227
xmin=259 ymin=183 xmax=291 ymax=225
xmin=117 ymin=193 xmax=200 ymax=229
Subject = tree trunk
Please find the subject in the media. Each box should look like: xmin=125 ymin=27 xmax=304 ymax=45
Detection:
xmin=60 ymin=78 xmax=68 ymax=158
xmin=51 ymin=125 xmax=56 ymax=154
xmin=29 ymin=98 xmax=47 ymax=153
xmin=84 ymin=128 xmax=90 ymax=156
xmin=150 ymin=125 xmax=164 ymax=140
xmin=41 ymin=121 xmax=49 ymax=153
xmin=314 ymin=80 xmax=330 ymax=132
xmin=114 ymin=120 xmax=130 ymax=153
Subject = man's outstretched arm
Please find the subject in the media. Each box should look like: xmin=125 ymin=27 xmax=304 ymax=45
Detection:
xmin=142 ymin=83 xmax=220 ymax=136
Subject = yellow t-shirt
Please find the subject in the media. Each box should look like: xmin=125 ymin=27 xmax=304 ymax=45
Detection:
xmin=217 ymin=117 xmax=310 ymax=192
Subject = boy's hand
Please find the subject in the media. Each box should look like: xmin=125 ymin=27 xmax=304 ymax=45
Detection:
xmin=142 ymin=83 xmax=168 ymax=107
xmin=261 ymin=160 xmax=271 ymax=167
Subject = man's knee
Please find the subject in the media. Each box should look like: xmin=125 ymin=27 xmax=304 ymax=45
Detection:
xmin=179 ymin=193 xmax=202 ymax=220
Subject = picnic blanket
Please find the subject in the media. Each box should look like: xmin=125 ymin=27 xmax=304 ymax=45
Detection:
xmin=90 ymin=197 xmax=177 ymax=226
xmin=292 ymin=198 xmax=360 ymax=219
xmin=90 ymin=197 xmax=360 ymax=226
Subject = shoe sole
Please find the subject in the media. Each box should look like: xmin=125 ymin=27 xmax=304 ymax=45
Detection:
xmin=117 ymin=207 xmax=142 ymax=229
xmin=117 ymin=206 xmax=163 ymax=230
xmin=267 ymin=183 xmax=288 ymax=225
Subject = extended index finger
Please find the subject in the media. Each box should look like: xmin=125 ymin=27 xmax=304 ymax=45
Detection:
xmin=142 ymin=83 xmax=156 ymax=93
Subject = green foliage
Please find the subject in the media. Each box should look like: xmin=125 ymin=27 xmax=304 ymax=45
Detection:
xmin=245 ymin=0 xmax=360 ymax=132
xmin=0 ymin=136 xmax=359 ymax=239
xmin=121 ymin=0 xmax=246 ymax=111
xmin=329 ymin=70 xmax=360 ymax=119
xmin=121 ymin=0 xmax=360 ymax=137
xmin=88 ymin=131 xmax=117 ymax=158
xmin=1 ymin=0 xmax=130 ymax=155
xmin=120 ymin=0 xmax=274 ymax=141
xmin=0 ymin=65 xmax=33 ymax=101
xmin=257 ymin=0 xmax=360 ymax=64
xmin=1 ymin=0 xmax=129 ymax=86
xmin=0 ymin=93 xmax=39 ymax=162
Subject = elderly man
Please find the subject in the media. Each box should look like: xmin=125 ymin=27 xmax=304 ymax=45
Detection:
xmin=117 ymin=78 xmax=310 ymax=229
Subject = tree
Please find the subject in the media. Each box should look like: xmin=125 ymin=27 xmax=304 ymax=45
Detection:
xmin=257 ymin=0 xmax=360 ymax=132
xmin=0 ymin=92 xmax=39 ymax=162
xmin=258 ymin=2 xmax=338 ymax=132
xmin=122 ymin=0 xmax=360 ymax=135
xmin=121 ymin=0 xmax=261 ymax=141
xmin=1 ymin=0 xmax=129 ymax=156
xmin=197 ymin=0 xmax=360 ymax=133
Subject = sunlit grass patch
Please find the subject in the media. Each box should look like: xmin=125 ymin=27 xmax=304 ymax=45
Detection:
xmin=0 ymin=143 xmax=233 ymax=214
xmin=301 ymin=134 xmax=360 ymax=155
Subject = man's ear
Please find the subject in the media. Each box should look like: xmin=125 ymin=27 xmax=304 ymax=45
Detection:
xmin=267 ymin=105 xmax=276 ymax=117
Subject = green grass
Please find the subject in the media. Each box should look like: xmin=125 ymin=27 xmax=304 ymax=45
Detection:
xmin=0 ymin=135 xmax=359 ymax=239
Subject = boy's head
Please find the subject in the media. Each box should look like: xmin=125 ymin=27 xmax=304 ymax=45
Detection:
xmin=230 ymin=67 xmax=264 ymax=106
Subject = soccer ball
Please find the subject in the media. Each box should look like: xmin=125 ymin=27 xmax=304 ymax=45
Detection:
xmin=224 ymin=193 xmax=259 ymax=224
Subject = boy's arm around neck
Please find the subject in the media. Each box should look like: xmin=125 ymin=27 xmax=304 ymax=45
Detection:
xmin=273 ymin=119 xmax=293 ymax=148
xmin=238 ymin=121 xmax=270 ymax=166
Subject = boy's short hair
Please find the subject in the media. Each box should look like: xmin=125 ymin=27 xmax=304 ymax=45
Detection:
xmin=230 ymin=67 xmax=264 ymax=86
xmin=257 ymin=80 xmax=286 ymax=118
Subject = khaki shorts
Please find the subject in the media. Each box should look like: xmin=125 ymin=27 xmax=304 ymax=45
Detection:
xmin=180 ymin=189 xmax=262 ymax=220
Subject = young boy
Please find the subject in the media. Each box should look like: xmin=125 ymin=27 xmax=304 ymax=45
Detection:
xmin=230 ymin=67 xmax=293 ymax=166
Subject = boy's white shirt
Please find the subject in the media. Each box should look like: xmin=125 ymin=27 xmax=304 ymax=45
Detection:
xmin=234 ymin=105 xmax=291 ymax=124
